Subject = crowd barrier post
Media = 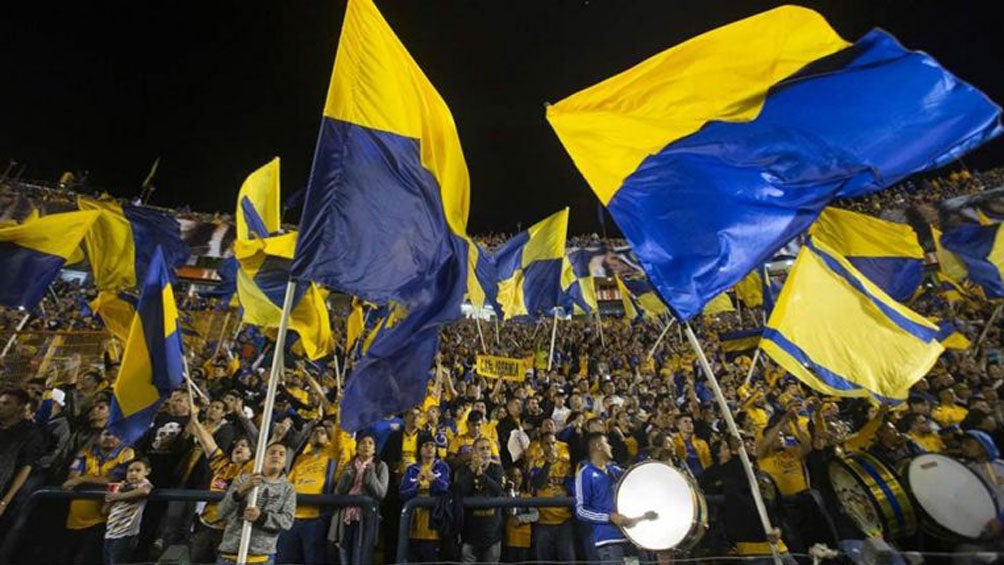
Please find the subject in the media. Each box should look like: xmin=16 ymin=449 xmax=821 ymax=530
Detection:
xmin=684 ymin=322 xmax=782 ymax=565
xmin=237 ymin=280 xmax=298 ymax=565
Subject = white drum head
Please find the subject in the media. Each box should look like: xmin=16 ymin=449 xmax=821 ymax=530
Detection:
xmin=616 ymin=461 xmax=697 ymax=551
xmin=907 ymin=454 xmax=997 ymax=539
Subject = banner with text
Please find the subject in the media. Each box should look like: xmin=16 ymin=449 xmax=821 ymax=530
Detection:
xmin=476 ymin=354 xmax=533 ymax=381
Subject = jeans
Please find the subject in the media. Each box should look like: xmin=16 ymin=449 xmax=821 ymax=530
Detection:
xmin=66 ymin=525 xmax=105 ymax=565
xmin=337 ymin=521 xmax=364 ymax=565
xmin=408 ymin=539 xmax=439 ymax=563
xmin=276 ymin=518 xmax=327 ymax=565
xmin=461 ymin=541 xmax=501 ymax=563
xmin=189 ymin=523 xmax=223 ymax=564
xmin=533 ymin=521 xmax=575 ymax=562
xmin=104 ymin=536 xmax=138 ymax=565
xmin=595 ymin=542 xmax=625 ymax=564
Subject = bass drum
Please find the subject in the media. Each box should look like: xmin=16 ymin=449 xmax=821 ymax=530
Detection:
xmin=828 ymin=452 xmax=917 ymax=540
xmin=615 ymin=461 xmax=708 ymax=552
xmin=899 ymin=454 xmax=998 ymax=541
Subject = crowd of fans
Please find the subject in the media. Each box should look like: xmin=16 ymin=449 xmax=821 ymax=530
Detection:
xmin=0 ymin=167 xmax=1003 ymax=564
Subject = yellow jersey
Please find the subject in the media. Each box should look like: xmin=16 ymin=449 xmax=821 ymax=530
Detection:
xmin=66 ymin=445 xmax=135 ymax=530
xmin=289 ymin=446 xmax=336 ymax=519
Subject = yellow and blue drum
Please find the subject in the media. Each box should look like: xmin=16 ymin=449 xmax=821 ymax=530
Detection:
xmin=828 ymin=452 xmax=917 ymax=540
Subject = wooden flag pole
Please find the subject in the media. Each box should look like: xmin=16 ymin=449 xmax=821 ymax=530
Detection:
xmin=181 ymin=354 xmax=210 ymax=403
xmin=236 ymin=280 xmax=297 ymax=565
xmin=647 ymin=316 xmax=676 ymax=360
xmin=596 ymin=311 xmax=605 ymax=347
xmin=743 ymin=311 xmax=769 ymax=387
xmin=975 ymin=302 xmax=1004 ymax=350
xmin=493 ymin=315 xmax=501 ymax=346
xmin=1 ymin=312 xmax=31 ymax=358
xmin=475 ymin=317 xmax=488 ymax=353
xmin=684 ymin=323 xmax=782 ymax=565
xmin=547 ymin=311 xmax=560 ymax=371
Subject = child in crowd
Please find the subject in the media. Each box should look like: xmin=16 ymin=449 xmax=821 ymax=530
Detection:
xmin=503 ymin=466 xmax=537 ymax=563
xmin=103 ymin=458 xmax=154 ymax=565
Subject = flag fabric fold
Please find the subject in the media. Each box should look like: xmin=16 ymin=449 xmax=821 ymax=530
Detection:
xmin=0 ymin=210 xmax=100 ymax=309
xmin=290 ymin=0 xmax=474 ymax=430
xmin=108 ymin=247 xmax=186 ymax=446
xmin=811 ymin=208 xmax=924 ymax=302
xmin=547 ymin=5 xmax=1002 ymax=321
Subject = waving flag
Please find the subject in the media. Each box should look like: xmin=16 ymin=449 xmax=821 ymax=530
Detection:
xmin=109 ymin=247 xmax=186 ymax=445
xmin=622 ymin=277 xmax=670 ymax=319
xmin=547 ymin=5 xmax=1001 ymax=321
xmin=762 ymin=240 xmax=945 ymax=402
xmin=78 ymin=198 xmax=190 ymax=291
xmin=940 ymin=223 xmax=1004 ymax=299
xmin=493 ymin=208 xmax=570 ymax=319
xmin=90 ymin=290 xmax=139 ymax=343
xmin=233 ymin=160 xmax=333 ymax=360
xmin=811 ymin=208 xmax=924 ymax=302
xmin=0 ymin=211 xmax=99 ymax=309
xmin=561 ymin=257 xmax=598 ymax=315
xmin=291 ymin=0 xmax=474 ymax=430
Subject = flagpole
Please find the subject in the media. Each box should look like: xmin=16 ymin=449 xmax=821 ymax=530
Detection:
xmin=493 ymin=315 xmax=500 ymax=346
xmin=976 ymin=302 xmax=1004 ymax=350
xmin=743 ymin=310 xmax=769 ymax=388
xmin=1 ymin=312 xmax=31 ymax=358
xmin=596 ymin=311 xmax=605 ymax=347
xmin=646 ymin=316 xmax=676 ymax=360
xmin=237 ymin=280 xmax=297 ymax=565
xmin=214 ymin=310 xmax=232 ymax=357
xmin=181 ymin=354 xmax=210 ymax=403
xmin=332 ymin=352 xmax=343 ymax=396
xmin=233 ymin=320 xmax=245 ymax=341
xmin=547 ymin=310 xmax=559 ymax=372
xmin=475 ymin=317 xmax=488 ymax=353
xmin=684 ymin=323 xmax=782 ymax=564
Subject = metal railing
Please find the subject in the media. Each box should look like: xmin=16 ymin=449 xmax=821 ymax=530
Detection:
xmin=13 ymin=488 xmax=379 ymax=565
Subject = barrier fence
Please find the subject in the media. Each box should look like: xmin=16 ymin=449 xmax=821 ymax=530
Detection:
xmin=0 ymin=330 xmax=109 ymax=386
xmin=11 ymin=488 xmax=380 ymax=565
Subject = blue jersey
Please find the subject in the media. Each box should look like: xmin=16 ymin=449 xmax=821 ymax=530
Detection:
xmin=574 ymin=461 xmax=626 ymax=547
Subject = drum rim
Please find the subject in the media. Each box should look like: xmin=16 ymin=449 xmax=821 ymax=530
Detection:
xmin=614 ymin=460 xmax=705 ymax=552
xmin=828 ymin=452 xmax=917 ymax=539
xmin=902 ymin=453 xmax=998 ymax=541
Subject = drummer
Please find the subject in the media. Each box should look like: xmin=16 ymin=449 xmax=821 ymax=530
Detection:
xmin=867 ymin=417 xmax=924 ymax=468
xmin=960 ymin=430 xmax=1004 ymax=498
xmin=574 ymin=432 xmax=638 ymax=564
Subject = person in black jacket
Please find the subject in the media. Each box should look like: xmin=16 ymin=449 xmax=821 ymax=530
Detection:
xmin=454 ymin=436 xmax=504 ymax=563
xmin=381 ymin=407 xmax=422 ymax=563
xmin=495 ymin=398 xmax=522 ymax=468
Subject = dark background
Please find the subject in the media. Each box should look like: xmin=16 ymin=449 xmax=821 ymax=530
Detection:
xmin=2 ymin=1 xmax=1002 ymax=235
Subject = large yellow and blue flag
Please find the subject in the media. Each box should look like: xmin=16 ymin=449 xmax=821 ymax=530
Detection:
xmin=810 ymin=208 xmax=925 ymax=302
xmin=762 ymin=239 xmax=945 ymax=402
xmin=233 ymin=160 xmax=334 ymax=360
xmin=614 ymin=275 xmax=639 ymax=321
xmin=0 ymin=210 xmax=99 ymax=309
xmin=939 ymin=223 xmax=1004 ymax=299
xmin=547 ymin=5 xmax=1001 ymax=321
xmin=290 ymin=0 xmax=474 ymax=430
xmin=493 ymin=208 xmax=570 ymax=319
xmin=931 ymin=226 xmax=970 ymax=284
xmin=108 ymin=247 xmax=186 ymax=445
xmin=78 ymin=198 xmax=190 ymax=291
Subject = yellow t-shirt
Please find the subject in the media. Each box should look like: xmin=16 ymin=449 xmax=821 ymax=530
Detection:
xmin=289 ymin=447 xmax=336 ymax=519
xmin=505 ymin=494 xmax=533 ymax=548
xmin=758 ymin=446 xmax=808 ymax=496
xmin=909 ymin=431 xmax=946 ymax=453
xmin=66 ymin=445 xmax=135 ymax=530
xmin=201 ymin=449 xmax=253 ymax=529
xmin=448 ymin=433 xmax=499 ymax=461
xmin=932 ymin=404 xmax=968 ymax=428
xmin=533 ymin=459 xmax=573 ymax=525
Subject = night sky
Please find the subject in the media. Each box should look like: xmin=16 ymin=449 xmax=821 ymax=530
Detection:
xmin=3 ymin=1 xmax=1003 ymax=235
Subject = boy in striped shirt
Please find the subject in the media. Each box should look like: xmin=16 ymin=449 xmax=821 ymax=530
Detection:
xmin=103 ymin=458 xmax=153 ymax=565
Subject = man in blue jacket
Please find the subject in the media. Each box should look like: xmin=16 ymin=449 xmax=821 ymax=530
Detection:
xmin=574 ymin=432 xmax=641 ymax=564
